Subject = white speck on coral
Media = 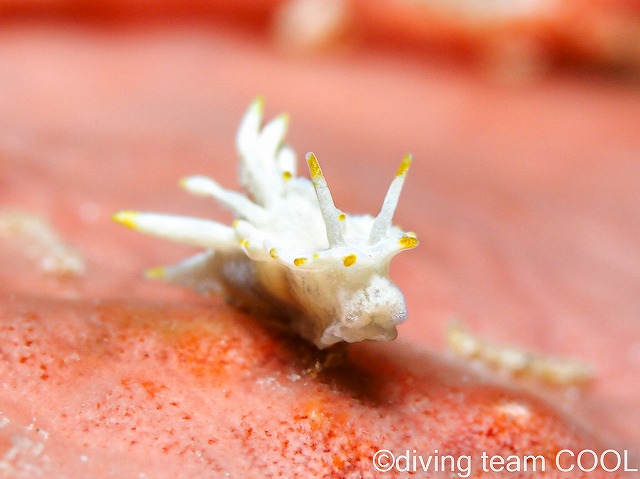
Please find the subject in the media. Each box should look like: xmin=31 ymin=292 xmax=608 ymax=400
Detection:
xmin=0 ymin=435 xmax=45 ymax=476
xmin=495 ymin=401 xmax=531 ymax=423
xmin=114 ymin=98 xmax=418 ymax=348
xmin=256 ymin=376 xmax=278 ymax=386
xmin=256 ymin=375 xmax=290 ymax=392
xmin=64 ymin=353 xmax=81 ymax=364
xmin=0 ymin=210 xmax=86 ymax=277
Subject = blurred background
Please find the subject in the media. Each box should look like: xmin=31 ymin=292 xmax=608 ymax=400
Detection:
xmin=0 ymin=0 xmax=639 ymax=457
xmin=2 ymin=0 xmax=640 ymax=75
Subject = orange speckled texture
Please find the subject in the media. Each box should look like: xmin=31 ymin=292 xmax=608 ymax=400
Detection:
xmin=0 ymin=297 xmax=619 ymax=478
xmin=0 ymin=10 xmax=639 ymax=479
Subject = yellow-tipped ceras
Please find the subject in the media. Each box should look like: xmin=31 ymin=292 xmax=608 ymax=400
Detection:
xmin=113 ymin=98 xmax=418 ymax=348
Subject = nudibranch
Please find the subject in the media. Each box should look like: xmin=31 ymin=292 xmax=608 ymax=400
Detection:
xmin=113 ymin=98 xmax=418 ymax=348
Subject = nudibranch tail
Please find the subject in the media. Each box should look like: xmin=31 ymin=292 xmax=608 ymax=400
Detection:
xmin=369 ymin=153 xmax=412 ymax=244
xmin=180 ymin=176 xmax=266 ymax=223
xmin=112 ymin=211 xmax=236 ymax=249
xmin=306 ymin=152 xmax=345 ymax=248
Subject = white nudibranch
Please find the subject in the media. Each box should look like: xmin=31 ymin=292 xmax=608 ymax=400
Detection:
xmin=113 ymin=98 xmax=418 ymax=348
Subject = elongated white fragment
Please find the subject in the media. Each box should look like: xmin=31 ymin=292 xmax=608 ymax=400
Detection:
xmin=447 ymin=322 xmax=594 ymax=386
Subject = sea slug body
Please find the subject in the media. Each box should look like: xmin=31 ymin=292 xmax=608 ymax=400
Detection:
xmin=114 ymin=98 xmax=418 ymax=348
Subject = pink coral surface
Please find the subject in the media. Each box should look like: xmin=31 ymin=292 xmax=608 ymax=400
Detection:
xmin=0 ymin=20 xmax=639 ymax=478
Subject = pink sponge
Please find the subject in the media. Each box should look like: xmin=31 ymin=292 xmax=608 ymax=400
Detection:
xmin=0 ymin=296 xmax=625 ymax=478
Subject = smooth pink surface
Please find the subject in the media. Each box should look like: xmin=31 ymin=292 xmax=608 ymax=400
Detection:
xmin=0 ymin=22 xmax=639 ymax=477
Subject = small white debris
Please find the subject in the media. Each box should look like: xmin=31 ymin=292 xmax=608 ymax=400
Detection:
xmin=273 ymin=0 xmax=350 ymax=52
xmin=495 ymin=401 xmax=531 ymax=424
xmin=447 ymin=322 xmax=594 ymax=386
xmin=0 ymin=210 xmax=85 ymax=277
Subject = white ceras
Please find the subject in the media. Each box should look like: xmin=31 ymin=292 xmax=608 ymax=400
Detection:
xmin=114 ymin=98 xmax=418 ymax=348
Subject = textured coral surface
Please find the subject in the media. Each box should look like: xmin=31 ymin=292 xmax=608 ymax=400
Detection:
xmin=0 ymin=16 xmax=639 ymax=479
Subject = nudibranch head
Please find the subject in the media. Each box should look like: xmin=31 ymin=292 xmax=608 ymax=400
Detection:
xmin=113 ymin=97 xmax=418 ymax=348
